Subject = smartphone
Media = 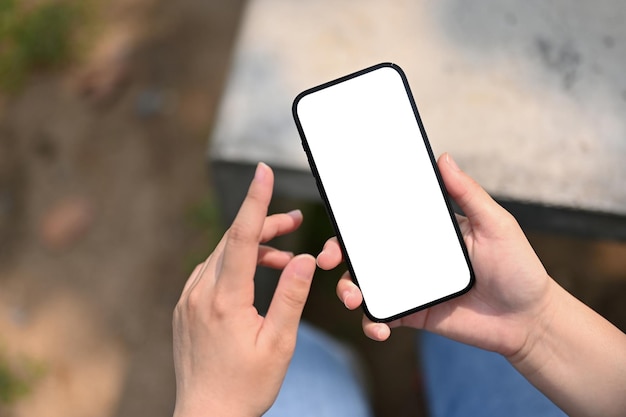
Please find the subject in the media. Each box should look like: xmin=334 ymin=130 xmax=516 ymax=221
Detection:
xmin=292 ymin=63 xmax=474 ymax=323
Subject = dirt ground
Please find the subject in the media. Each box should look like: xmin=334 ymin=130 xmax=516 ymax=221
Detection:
xmin=0 ymin=0 xmax=245 ymax=416
xmin=1 ymin=1 xmax=626 ymax=417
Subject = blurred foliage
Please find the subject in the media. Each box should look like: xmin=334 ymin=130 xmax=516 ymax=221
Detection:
xmin=183 ymin=194 xmax=223 ymax=273
xmin=187 ymin=194 xmax=221 ymax=232
xmin=0 ymin=345 xmax=45 ymax=407
xmin=0 ymin=0 xmax=83 ymax=93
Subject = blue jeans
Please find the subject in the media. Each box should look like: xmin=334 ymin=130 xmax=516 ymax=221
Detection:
xmin=420 ymin=332 xmax=567 ymax=417
xmin=265 ymin=322 xmax=373 ymax=417
xmin=267 ymin=324 xmax=566 ymax=417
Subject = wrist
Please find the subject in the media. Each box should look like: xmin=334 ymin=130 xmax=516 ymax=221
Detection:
xmin=506 ymin=275 xmax=562 ymax=374
xmin=503 ymin=276 xmax=626 ymax=417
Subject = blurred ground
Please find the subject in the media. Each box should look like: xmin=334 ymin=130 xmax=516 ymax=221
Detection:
xmin=0 ymin=0 xmax=245 ymax=415
xmin=0 ymin=1 xmax=625 ymax=417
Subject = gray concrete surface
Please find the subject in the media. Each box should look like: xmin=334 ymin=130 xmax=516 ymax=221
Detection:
xmin=210 ymin=0 xmax=626 ymax=216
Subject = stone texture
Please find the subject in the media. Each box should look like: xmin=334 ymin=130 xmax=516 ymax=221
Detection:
xmin=210 ymin=0 xmax=626 ymax=215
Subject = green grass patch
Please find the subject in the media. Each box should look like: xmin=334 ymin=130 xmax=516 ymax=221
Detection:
xmin=0 ymin=0 xmax=84 ymax=93
xmin=0 ymin=345 xmax=45 ymax=407
xmin=183 ymin=193 xmax=223 ymax=273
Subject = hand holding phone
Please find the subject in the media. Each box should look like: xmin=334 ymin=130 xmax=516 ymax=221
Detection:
xmin=293 ymin=63 xmax=474 ymax=322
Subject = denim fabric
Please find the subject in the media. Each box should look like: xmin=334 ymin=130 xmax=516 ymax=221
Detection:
xmin=265 ymin=322 xmax=373 ymax=417
xmin=419 ymin=332 xmax=567 ymax=417
xmin=268 ymin=324 xmax=567 ymax=416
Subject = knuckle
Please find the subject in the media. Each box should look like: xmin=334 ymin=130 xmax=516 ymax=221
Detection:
xmin=227 ymin=222 xmax=255 ymax=246
xmin=280 ymin=286 xmax=306 ymax=311
xmin=262 ymin=329 xmax=296 ymax=357
xmin=186 ymin=287 xmax=203 ymax=310
xmin=210 ymin=293 xmax=231 ymax=318
xmin=273 ymin=336 xmax=296 ymax=356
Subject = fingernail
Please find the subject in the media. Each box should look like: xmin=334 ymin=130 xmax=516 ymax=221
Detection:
xmin=377 ymin=325 xmax=389 ymax=340
xmin=286 ymin=209 xmax=303 ymax=222
xmin=255 ymin=162 xmax=268 ymax=181
xmin=342 ymin=291 xmax=352 ymax=309
xmin=316 ymin=250 xmax=325 ymax=266
xmin=446 ymin=153 xmax=461 ymax=172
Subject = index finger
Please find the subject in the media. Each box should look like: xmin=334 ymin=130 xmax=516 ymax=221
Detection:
xmin=216 ymin=163 xmax=274 ymax=300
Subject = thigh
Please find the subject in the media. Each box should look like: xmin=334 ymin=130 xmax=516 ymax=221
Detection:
xmin=419 ymin=332 xmax=567 ymax=417
xmin=265 ymin=322 xmax=373 ymax=417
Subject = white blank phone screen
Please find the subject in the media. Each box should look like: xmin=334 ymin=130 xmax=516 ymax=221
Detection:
xmin=294 ymin=65 xmax=472 ymax=321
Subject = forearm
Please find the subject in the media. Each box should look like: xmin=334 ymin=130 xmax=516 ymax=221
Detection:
xmin=509 ymin=279 xmax=626 ymax=417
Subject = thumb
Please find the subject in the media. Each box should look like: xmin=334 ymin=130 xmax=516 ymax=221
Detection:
xmin=262 ymin=254 xmax=316 ymax=343
xmin=437 ymin=153 xmax=507 ymax=230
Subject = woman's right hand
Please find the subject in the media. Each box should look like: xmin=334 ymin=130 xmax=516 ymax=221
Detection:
xmin=317 ymin=153 xmax=556 ymax=360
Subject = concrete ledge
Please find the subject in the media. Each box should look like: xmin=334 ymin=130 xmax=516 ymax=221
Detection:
xmin=210 ymin=0 xmax=626 ymax=232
